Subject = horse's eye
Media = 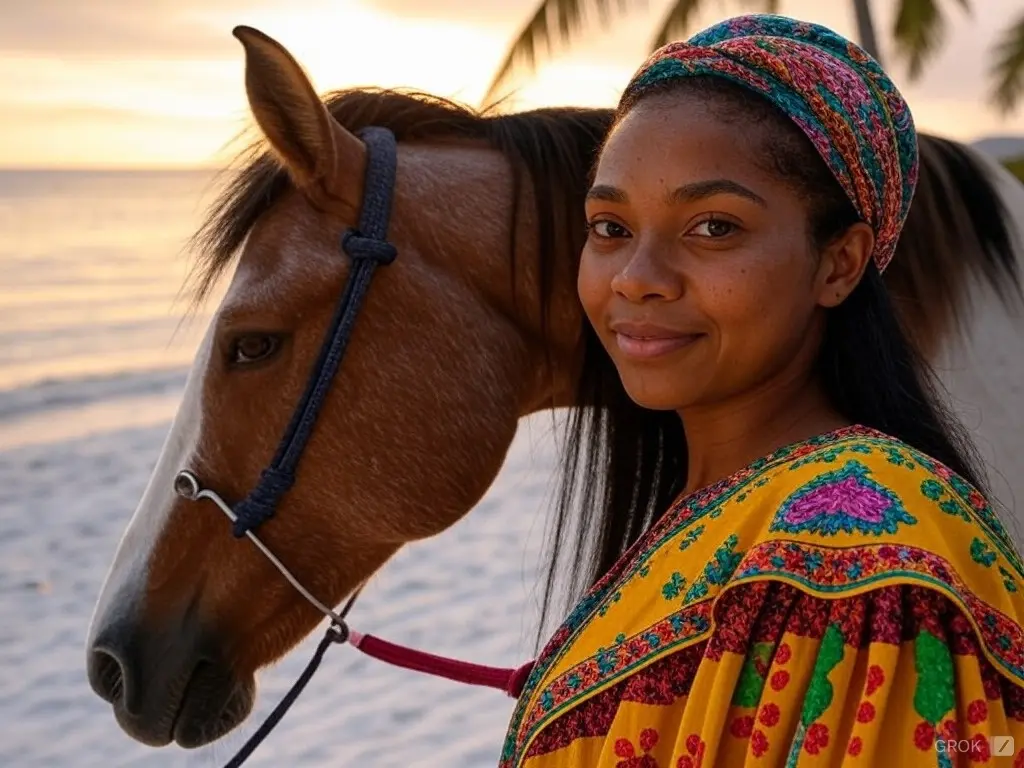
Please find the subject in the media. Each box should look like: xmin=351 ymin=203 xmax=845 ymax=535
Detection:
xmin=229 ymin=334 xmax=281 ymax=366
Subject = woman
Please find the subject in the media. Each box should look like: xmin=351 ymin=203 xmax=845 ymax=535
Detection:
xmin=500 ymin=14 xmax=1024 ymax=768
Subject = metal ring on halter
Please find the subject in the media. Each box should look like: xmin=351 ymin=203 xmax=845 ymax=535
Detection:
xmin=173 ymin=469 xmax=351 ymax=634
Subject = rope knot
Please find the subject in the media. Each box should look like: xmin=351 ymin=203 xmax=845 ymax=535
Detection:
xmin=341 ymin=228 xmax=397 ymax=265
xmin=231 ymin=467 xmax=295 ymax=538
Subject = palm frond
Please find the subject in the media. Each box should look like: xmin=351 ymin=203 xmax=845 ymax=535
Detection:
xmin=991 ymin=14 xmax=1024 ymax=115
xmin=648 ymin=0 xmax=712 ymax=51
xmin=482 ymin=0 xmax=648 ymax=108
xmin=892 ymin=0 xmax=946 ymax=81
xmin=648 ymin=0 xmax=778 ymax=53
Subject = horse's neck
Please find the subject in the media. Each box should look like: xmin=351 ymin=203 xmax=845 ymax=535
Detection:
xmin=511 ymin=209 xmax=586 ymax=415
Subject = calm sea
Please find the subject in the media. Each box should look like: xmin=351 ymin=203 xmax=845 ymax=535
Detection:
xmin=0 ymin=169 xmax=224 ymax=449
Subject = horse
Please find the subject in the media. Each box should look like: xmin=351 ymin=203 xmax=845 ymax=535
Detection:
xmin=85 ymin=25 xmax=1023 ymax=755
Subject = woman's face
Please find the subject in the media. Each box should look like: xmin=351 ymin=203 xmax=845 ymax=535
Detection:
xmin=578 ymin=91 xmax=870 ymax=412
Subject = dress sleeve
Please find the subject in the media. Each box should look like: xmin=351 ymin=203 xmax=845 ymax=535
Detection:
xmin=678 ymin=581 xmax=1024 ymax=766
xmin=521 ymin=580 xmax=1024 ymax=766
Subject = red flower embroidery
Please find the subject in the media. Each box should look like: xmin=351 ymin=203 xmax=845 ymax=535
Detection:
xmin=914 ymin=721 xmax=935 ymax=751
xmin=967 ymin=699 xmax=988 ymax=725
xmin=940 ymin=722 xmax=957 ymax=742
xmin=857 ymin=701 xmax=876 ymax=723
xmin=759 ymin=703 xmax=781 ymax=727
xmin=775 ymin=643 xmax=792 ymax=665
xmin=615 ymin=739 xmax=635 ymax=759
xmin=770 ymin=670 xmax=790 ymax=691
xmin=676 ymin=733 xmax=705 ymax=768
xmin=615 ymin=728 xmax=661 ymax=767
xmin=968 ymin=734 xmax=990 ymax=762
xmin=865 ymin=664 xmax=885 ymax=696
xmin=848 ymin=736 xmax=863 ymax=756
xmin=730 ymin=716 xmax=754 ymax=739
xmin=639 ymin=728 xmax=659 ymax=752
xmin=983 ymin=670 xmax=1002 ymax=701
xmin=751 ymin=729 xmax=770 ymax=757
xmin=804 ymin=723 xmax=830 ymax=755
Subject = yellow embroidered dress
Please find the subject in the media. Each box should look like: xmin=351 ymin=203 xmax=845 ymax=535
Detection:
xmin=500 ymin=426 xmax=1024 ymax=767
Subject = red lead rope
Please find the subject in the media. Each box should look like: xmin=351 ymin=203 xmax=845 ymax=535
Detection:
xmin=348 ymin=630 xmax=536 ymax=698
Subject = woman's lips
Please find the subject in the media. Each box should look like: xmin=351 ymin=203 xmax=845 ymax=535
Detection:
xmin=610 ymin=322 xmax=704 ymax=360
xmin=614 ymin=332 xmax=702 ymax=358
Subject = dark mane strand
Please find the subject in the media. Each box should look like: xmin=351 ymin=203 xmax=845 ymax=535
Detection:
xmin=885 ymin=134 xmax=1023 ymax=352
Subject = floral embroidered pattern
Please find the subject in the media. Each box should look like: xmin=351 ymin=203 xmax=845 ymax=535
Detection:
xmin=732 ymin=540 xmax=1024 ymax=682
xmin=771 ymin=460 xmax=916 ymax=537
xmin=516 ymin=581 xmax=1024 ymax=765
xmin=515 ymin=602 xmax=713 ymax=752
xmin=614 ymin=727 xmax=660 ymax=767
xmin=501 ymin=426 xmax=1024 ymax=767
xmin=682 ymin=534 xmax=744 ymax=604
xmin=971 ymin=537 xmax=997 ymax=568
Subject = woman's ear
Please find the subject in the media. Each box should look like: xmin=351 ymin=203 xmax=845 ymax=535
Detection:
xmin=815 ymin=222 xmax=875 ymax=307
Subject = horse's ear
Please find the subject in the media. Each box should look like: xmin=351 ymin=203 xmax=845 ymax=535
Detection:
xmin=232 ymin=26 xmax=364 ymax=201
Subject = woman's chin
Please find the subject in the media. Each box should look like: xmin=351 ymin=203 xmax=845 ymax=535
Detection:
xmin=620 ymin=380 xmax=697 ymax=413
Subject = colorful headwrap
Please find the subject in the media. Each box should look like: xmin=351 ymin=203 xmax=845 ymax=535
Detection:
xmin=622 ymin=14 xmax=919 ymax=273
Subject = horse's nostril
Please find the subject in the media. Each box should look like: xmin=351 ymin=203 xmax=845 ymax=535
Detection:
xmin=89 ymin=648 xmax=126 ymax=707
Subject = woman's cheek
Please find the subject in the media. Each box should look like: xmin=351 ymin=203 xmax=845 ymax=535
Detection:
xmin=577 ymin=249 xmax=613 ymax=322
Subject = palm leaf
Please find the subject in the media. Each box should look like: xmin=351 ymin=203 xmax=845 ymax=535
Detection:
xmin=991 ymin=14 xmax=1024 ymax=115
xmin=892 ymin=0 xmax=970 ymax=81
xmin=649 ymin=0 xmax=779 ymax=51
xmin=482 ymin=0 xmax=648 ymax=108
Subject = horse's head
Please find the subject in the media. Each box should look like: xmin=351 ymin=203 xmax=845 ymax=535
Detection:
xmin=85 ymin=26 xmax=596 ymax=748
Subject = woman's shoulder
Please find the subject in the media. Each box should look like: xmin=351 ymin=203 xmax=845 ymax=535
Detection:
xmin=689 ymin=424 xmax=1019 ymax=561
xmin=698 ymin=424 xmax=1024 ymax=681
xmin=785 ymin=424 xmax=1019 ymax=557
xmin=630 ymin=423 xmax=1024 ymax=675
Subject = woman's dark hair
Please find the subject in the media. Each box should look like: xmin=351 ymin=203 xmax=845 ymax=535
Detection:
xmin=536 ymin=76 xmax=991 ymax=640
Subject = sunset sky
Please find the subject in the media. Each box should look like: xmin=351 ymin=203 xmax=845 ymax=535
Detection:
xmin=3 ymin=0 xmax=1023 ymax=169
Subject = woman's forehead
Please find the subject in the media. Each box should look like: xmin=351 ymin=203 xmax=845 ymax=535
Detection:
xmin=596 ymin=100 xmax=772 ymax=183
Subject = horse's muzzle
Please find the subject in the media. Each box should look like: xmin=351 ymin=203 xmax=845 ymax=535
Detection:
xmin=87 ymin=613 xmax=254 ymax=748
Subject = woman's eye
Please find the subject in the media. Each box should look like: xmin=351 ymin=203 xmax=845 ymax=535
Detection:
xmin=690 ymin=218 xmax=738 ymax=238
xmin=229 ymin=334 xmax=281 ymax=366
xmin=588 ymin=220 xmax=630 ymax=239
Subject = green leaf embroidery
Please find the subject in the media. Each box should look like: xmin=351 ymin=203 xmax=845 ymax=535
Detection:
xmin=732 ymin=643 xmax=773 ymax=707
xmin=801 ymin=623 xmax=845 ymax=727
xmin=913 ymin=630 xmax=955 ymax=725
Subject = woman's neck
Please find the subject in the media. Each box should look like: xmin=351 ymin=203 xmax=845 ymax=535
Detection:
xmin=678 ymin=368 xmax=848 ymax=496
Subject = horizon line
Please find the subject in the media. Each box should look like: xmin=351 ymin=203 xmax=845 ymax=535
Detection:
xmin=0 ymin=165 xmax=229 ymax=173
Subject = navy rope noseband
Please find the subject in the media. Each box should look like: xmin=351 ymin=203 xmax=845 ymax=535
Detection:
xmin=230 ymin=126 xmax=398 ymax=539
xmin=175 ymin=126 xmax=399 ymax=767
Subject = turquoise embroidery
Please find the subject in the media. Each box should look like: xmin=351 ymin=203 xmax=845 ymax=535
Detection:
xmin=682 ymin=534 xmax=743 ymax=604
xmin=1000 ymin=566 xmax=1018 ymax=594
xmin=662 ymin=573 xmax=687 ymax=601
xmin=679 ymin=524 xmax=705 ymax=551
xmin=970 ymin=538 xmax=997 ymax=568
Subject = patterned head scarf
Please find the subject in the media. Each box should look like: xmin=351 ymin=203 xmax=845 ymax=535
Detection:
xmin=622 ymin=14 xmax=918 ymax=273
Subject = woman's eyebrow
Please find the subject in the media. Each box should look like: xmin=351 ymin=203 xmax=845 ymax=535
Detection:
xmin=586 ymin=179 xmax=767 ymax=207
xmin=669 ymin=179 xmax=767 ymax=207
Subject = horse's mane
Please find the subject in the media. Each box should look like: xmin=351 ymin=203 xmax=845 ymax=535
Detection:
xmin=888 ymin=135 xmax=1022 ymax=349
xmin=188 ymin=88 xmax=613 ymax=312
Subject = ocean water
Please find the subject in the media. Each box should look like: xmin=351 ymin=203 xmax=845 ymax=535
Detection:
xmin=0 ymin=170 xmax=562 ymax=767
